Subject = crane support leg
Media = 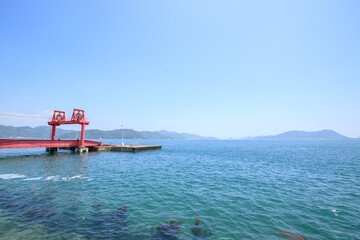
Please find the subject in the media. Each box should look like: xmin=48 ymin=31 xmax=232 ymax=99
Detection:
xmin=80 ymin=123 xmax=85 ymax=146
xmin=51 ymin=125 xmax=56 ymax=140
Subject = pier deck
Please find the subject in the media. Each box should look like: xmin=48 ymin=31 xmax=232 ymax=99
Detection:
xmin=0 ymin=140 xmax=161 ymax=153
xmin=0 ymin=139 xmax=99 ymax=149
xmin=93 ymin=145 xmax=162 ymax=153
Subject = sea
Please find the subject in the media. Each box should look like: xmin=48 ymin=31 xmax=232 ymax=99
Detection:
xmin=0 ymin=140 xmax=359 ymax=239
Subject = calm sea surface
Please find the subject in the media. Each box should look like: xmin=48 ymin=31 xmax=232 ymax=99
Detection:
xmin=0 ymin=140 xmax=359 ymax=239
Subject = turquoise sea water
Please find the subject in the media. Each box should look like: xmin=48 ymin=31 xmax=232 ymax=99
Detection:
xmin=0 ymin=140 xmax=359 ymax=239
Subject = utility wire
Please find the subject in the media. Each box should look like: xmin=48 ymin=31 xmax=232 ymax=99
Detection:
xmin=0 ymin=113 xmax=49 ymax=119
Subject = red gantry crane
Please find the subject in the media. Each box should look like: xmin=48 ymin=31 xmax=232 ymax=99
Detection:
xmin=0 ymin=109 xmax=99 ymax=151
xmin=48 ymin=109 xmax=90 ymax=146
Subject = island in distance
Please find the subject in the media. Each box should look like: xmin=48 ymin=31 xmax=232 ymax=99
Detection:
xmin=0 ymin=125 xmax=358 ymax=141
xmin=236 ymin=130 xmax=357 ymax=141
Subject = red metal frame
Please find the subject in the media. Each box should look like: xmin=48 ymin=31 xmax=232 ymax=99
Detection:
xmin=48 ymin=109 xmax=89 ymax=125
xmin=0 ymin=109 xmax=97 ymax=150
xmin=50 ymin=110 xmax=66 ymax=123
xmin=47 ymin=109 xmax=90 ymax=146
xmin=71 ymin=109 xmax=85 ymax=122
xmin=0 ymin=139 xmax=98 ymax=149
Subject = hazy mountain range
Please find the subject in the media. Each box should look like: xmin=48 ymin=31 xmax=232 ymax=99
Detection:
xmin=0 ymin=125 xmax=358 ymax=141
xmin=237 ymin=130 xmax=358 ymax=141
xmin=0 ymin=125 xmax=217 ymax=140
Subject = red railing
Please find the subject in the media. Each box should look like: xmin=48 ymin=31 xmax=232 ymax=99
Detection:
xmin=0 ymin=139 xmax=99 ymax=149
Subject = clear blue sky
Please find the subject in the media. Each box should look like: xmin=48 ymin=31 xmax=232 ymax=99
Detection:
xmin=0 ymin=0 xmax=359 ymax=138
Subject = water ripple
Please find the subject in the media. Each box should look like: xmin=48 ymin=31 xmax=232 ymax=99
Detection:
xmin=0 ymin=140 xmax=359 ymax=239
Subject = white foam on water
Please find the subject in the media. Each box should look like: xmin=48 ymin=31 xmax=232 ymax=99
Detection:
xmin=24 ymin=177 xmax=43 ymax=181
xmin=44 ymin=176 xmax=60 ymax=181
xmin=68 ymin=175 xmax=91 ymax=181
xmin=26 ymin=175 xmax=91 ymax=182
xmin=0 ymin=174 xmax=26 ymax=179
xmin=69 ymin=175 xmax=83 ymax=179
xmin=42 ymin=175 xmax=90 ymax=182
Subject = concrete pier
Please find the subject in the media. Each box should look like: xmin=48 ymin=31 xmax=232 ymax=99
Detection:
xmin=75 ymin=147 xmax=89 ymax=153
xmin=93 ymin=145 xmax=162 ymax=153
xmin=50 ymin=145 xmax=161 ymax=153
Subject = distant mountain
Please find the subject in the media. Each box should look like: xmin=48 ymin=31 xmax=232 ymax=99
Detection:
xmin=242 ymin=130 xmax=353 ymax=141
xmin=0 ymin=125 xmax=216 ymax=140
xmin=2 ymin=125 xmax=352 ymax=141
xmin=59 ymin=129 xmax=167 ymax=139
xmin=0 ymin=125 xmax=73 ymax=139
xmin=154 ymin=130 xmax=218 ymax=140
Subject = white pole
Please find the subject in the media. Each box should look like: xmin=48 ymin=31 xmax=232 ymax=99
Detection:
xmin=121 ymin=125 xmax=124 ymax=146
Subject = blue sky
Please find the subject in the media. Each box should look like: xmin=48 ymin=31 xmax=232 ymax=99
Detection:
xmin=0 ymin=0 xmax=359 ymax=138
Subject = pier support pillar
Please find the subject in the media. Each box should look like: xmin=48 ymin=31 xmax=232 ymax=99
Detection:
xmin=46 ymin=147 xmax=59 ymax=153
xmin=75 ymin=147 xmax=88 ymax=153
xmin=80 ymin=123 xmax=85 ymax=146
